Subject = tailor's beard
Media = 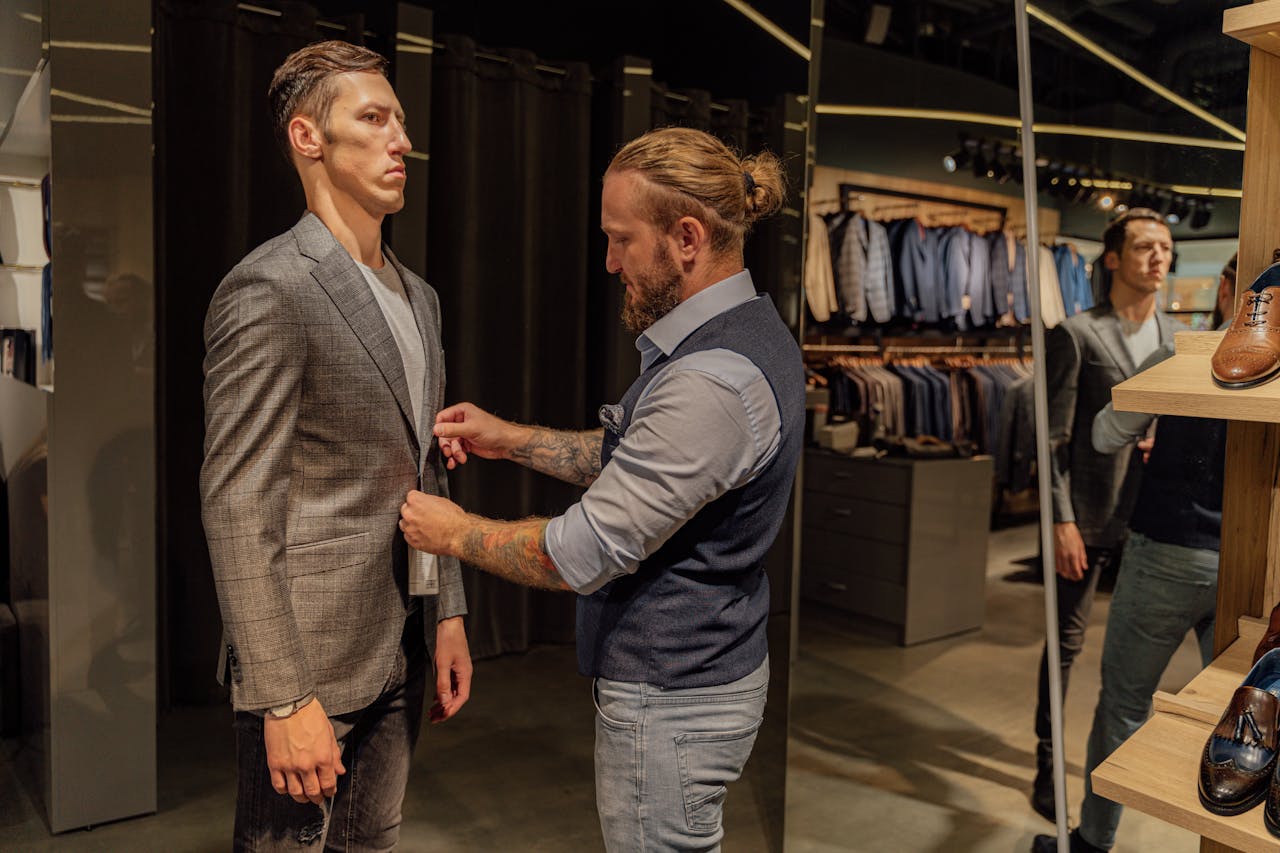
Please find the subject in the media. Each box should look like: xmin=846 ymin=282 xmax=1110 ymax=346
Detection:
xmin=621 ymin=245 xmax=683 ymax=334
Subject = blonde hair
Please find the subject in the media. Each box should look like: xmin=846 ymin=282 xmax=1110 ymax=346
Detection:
xmin=606 ymin=127 xmax=786 ymax=255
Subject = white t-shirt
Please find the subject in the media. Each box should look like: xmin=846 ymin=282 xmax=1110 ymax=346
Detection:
xmin=1119 ymin=312 xmax=1160 ymax=369
xmin=357 ymin=260 xmax=426 ymax=439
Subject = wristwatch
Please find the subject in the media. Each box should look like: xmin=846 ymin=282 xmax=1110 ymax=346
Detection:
xmin=266 ymin=694 xmax=313 ymax=719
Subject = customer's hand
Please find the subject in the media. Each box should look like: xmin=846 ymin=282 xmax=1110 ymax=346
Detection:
xmin=1053 ymin=521 xmax=1089 ymax=582
xmin=263 ymin=698 xmax=345 ymax=805
xmin=1137 ymin=436 xmax=1154 ymax=464
xmin=430 ymin=616 xmax=472 ymax=723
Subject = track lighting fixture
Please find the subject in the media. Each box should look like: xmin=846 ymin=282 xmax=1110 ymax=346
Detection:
xmin=1190 ymin=199 xmax=1214 ymax=230
xmin=1165 ymin=195 xmax=1191 ymax=226
xmin=988 ymin=144 xmax=1009 ymax=183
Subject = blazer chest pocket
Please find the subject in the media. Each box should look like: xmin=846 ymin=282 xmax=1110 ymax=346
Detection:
xmin=285 ymin=531 xmax=371 ymax=578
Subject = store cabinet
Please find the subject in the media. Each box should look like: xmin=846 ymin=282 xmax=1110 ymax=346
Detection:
xmin=800 ymin=449 xmax=992 ymax=644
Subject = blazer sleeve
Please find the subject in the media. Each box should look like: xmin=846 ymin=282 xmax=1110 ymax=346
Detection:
xmin=200 ymin=269 xmax=312 ymax=711
xmin=1045 ymin=322 xmax=1081 ymax=524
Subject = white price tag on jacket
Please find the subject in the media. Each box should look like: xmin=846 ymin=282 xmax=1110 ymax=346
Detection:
xmin=410 ymin=548 xmax=439 ymax=596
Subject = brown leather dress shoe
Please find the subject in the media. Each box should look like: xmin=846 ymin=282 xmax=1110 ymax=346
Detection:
xmin=1213 ymin=265 xmax=1280 ymax=388
xmin=1199 ymin=650 xmax=1280 ymax=815
xmin=1254 ymin=600 xmax=1280 ymax=666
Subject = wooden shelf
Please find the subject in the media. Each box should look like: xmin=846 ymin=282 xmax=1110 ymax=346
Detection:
xmin=1226 ymin=1 xmax=1280 ymax=59
xmin=1091 ymin=617 xmax=1279 ymax=853
xmin=1110 ymin=330 xmax=1280 ymax=424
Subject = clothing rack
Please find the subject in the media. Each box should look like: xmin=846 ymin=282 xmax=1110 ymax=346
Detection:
xmin=804 ymin=343 xmax=1028 ymax=357
xmin=837 ymin=182 xmax=1009 ymax=229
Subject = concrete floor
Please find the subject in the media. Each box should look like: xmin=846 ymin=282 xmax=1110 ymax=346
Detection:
xmin=0 ymin=522 xmax=1206 ymax=851
xmin=784 ymin=523 xmax=1204 ymax=853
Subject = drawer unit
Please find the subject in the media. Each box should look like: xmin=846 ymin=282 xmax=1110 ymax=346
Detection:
xmin=800 ymin=449 xmax=993 ymax=645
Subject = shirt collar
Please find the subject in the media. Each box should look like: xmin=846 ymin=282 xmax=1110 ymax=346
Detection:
xmin=636 ymin=270 xmax=757 ymax=372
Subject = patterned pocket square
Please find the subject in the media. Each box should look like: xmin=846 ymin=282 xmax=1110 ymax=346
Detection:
xmin=598 ymin=403 xmax=625 ymax=435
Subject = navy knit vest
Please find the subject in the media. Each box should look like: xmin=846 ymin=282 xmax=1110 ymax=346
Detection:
xmin=1128 ymin=415 xmax=1226 ymax=551
xmin=577 ymin=294 xmax=804 ymax=688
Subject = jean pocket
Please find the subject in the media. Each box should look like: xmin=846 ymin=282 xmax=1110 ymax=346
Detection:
xmin=674 ymin=720 xmax=763 ymax=835
xmin=592 ymin=679 xmax=638 ymax=731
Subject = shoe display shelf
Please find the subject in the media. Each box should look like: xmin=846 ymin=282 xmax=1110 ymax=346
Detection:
xmin=1091 ymin=616 xmax=1275 ymax=852
xmin=1090 ymin=9 xmax=1280 ymax=851
xmin=1110 ymin=331 xmax=1280 ymax=424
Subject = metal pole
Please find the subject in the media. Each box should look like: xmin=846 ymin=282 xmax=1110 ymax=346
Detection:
xmin=1014 ymin=2 xmax=1069 ymax=849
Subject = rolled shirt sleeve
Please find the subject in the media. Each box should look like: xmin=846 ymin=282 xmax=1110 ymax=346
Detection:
xmin=546 ymin=349 xmax=782 ymax=594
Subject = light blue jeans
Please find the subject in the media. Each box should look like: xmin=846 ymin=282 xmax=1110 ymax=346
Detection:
xmin=593 ymin=657 xmax=769 ymax=853
xmin=1078 ymin=532 xmax=1218 ymax=850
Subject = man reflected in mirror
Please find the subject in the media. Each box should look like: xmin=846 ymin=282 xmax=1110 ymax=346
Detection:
xmin=1031 ymin=208 xmax=1183 ymax=821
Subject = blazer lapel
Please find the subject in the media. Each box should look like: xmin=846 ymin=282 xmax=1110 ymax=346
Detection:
xmin=1155 ymin=309 xmax=1178 ymax=347
xmin=1091 ymin=310 xmax=1138 ymax=376
xmin=386 ymin=246 xmax=442 ymax=433
xmin=293 ymin=213 xmax=420 ymax=449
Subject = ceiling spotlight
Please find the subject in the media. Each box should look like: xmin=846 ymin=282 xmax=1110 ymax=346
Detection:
xmin=1037 ymin=161 xmax=1056 ymax=193
xmin=973 ymin=139 xmax=992 ymax=179
xmin=1190 ymin=199 xmax=1214 ymax=230
xmin=1166 ymin=195 xmax=1191 ymax=225
xmin=1098 ymin=193 xmax=1115 ymax=211
xmin=989 ymin=145 xmax=1010 ymax=183
xmin=1115 ymin=202 xmax=1129 ymax=214
xmin=943 ymin=135 xmax=980 ymax=174
xmin=1074 ymin=168 xmax=1097 ymax=204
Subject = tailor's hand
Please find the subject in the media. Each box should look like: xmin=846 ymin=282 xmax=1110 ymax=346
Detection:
xmin=433 ymin=402 xmax=523 ymax=469
xmin=400 ymin=490 xmax=466 ymax=555
xmin=1137 ymin=436 xmax=1154 ymax=464
xmin=430 ymin=616 xmax=473 ymax=723
xmin=1053 ymin=521 xmax=1089 ymax=582
xmin=263 ymin=698 xmax=345 ymax=805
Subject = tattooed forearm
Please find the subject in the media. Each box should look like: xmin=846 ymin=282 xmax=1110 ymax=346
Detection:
xmin=457 ymin=516 xmax=571 ymax=592
xmin=507 ymin=428 xmax=604 ymax=487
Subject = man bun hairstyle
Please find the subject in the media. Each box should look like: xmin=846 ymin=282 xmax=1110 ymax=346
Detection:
xmin=607 ymin=127 xmax=787 ymax=255
xmin=268 ymin=40 xmax=389 ymax=161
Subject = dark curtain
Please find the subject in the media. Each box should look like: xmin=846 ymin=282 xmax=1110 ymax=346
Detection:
xmin=426 ymin=35 xmax=591 ymax=659
xmin=154 ymin=0 xmax=391 ymax=705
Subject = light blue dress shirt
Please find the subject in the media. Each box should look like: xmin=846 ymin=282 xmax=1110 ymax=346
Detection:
xmin=545 ymin=270 xmax=784 ymax=594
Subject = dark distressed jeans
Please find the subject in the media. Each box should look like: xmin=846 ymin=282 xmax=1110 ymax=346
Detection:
xmin=232 ymin=609 xmax=427 ymax=852
xmin=1034 ymin=543 xmax=1122 ymax=779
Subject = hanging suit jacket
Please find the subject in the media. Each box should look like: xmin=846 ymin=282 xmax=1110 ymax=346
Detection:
xmin=200 ymin=212 xmax=468 ymax=715
xmin=967 ymin=231 xmax=992 ymax=328
xmin=898 ymin=219 xmax=940 ymax=322
xmin=863 ymin=217 xmax=895 ymax=323
xmin=1039 ymin=245 xmax=1067 ymax=328
xmin=835 ymin=213 xmax=868 ymax=322
xmin=803 ymin=213 xmax=839 ymax=322
xmin=939 ymin=226 xmax=968 ymax=324
xmin=1011 ymin=239 xmax=1030 ymax=323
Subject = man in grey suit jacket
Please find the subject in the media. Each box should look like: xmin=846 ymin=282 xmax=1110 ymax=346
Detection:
xmin=200 ymin=41 xmax=470 ymax=851
xmin=1031 ymin=208 xmax=1180 ymax=822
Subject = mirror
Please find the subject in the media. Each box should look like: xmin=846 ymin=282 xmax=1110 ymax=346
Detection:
xmin=788 ymin=2 xmax=1055 ymax=850
xmin=1022 ymin=4 xmax=1244 ymax=851
xmin=787 ymin=1 xmax=1245 ymax=851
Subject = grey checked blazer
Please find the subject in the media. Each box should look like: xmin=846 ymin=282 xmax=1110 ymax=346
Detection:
xmin=200 ymin=212 xmax=467 ymax=715
xmin=1046 ymin=304 xmax=1183 ymax=548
